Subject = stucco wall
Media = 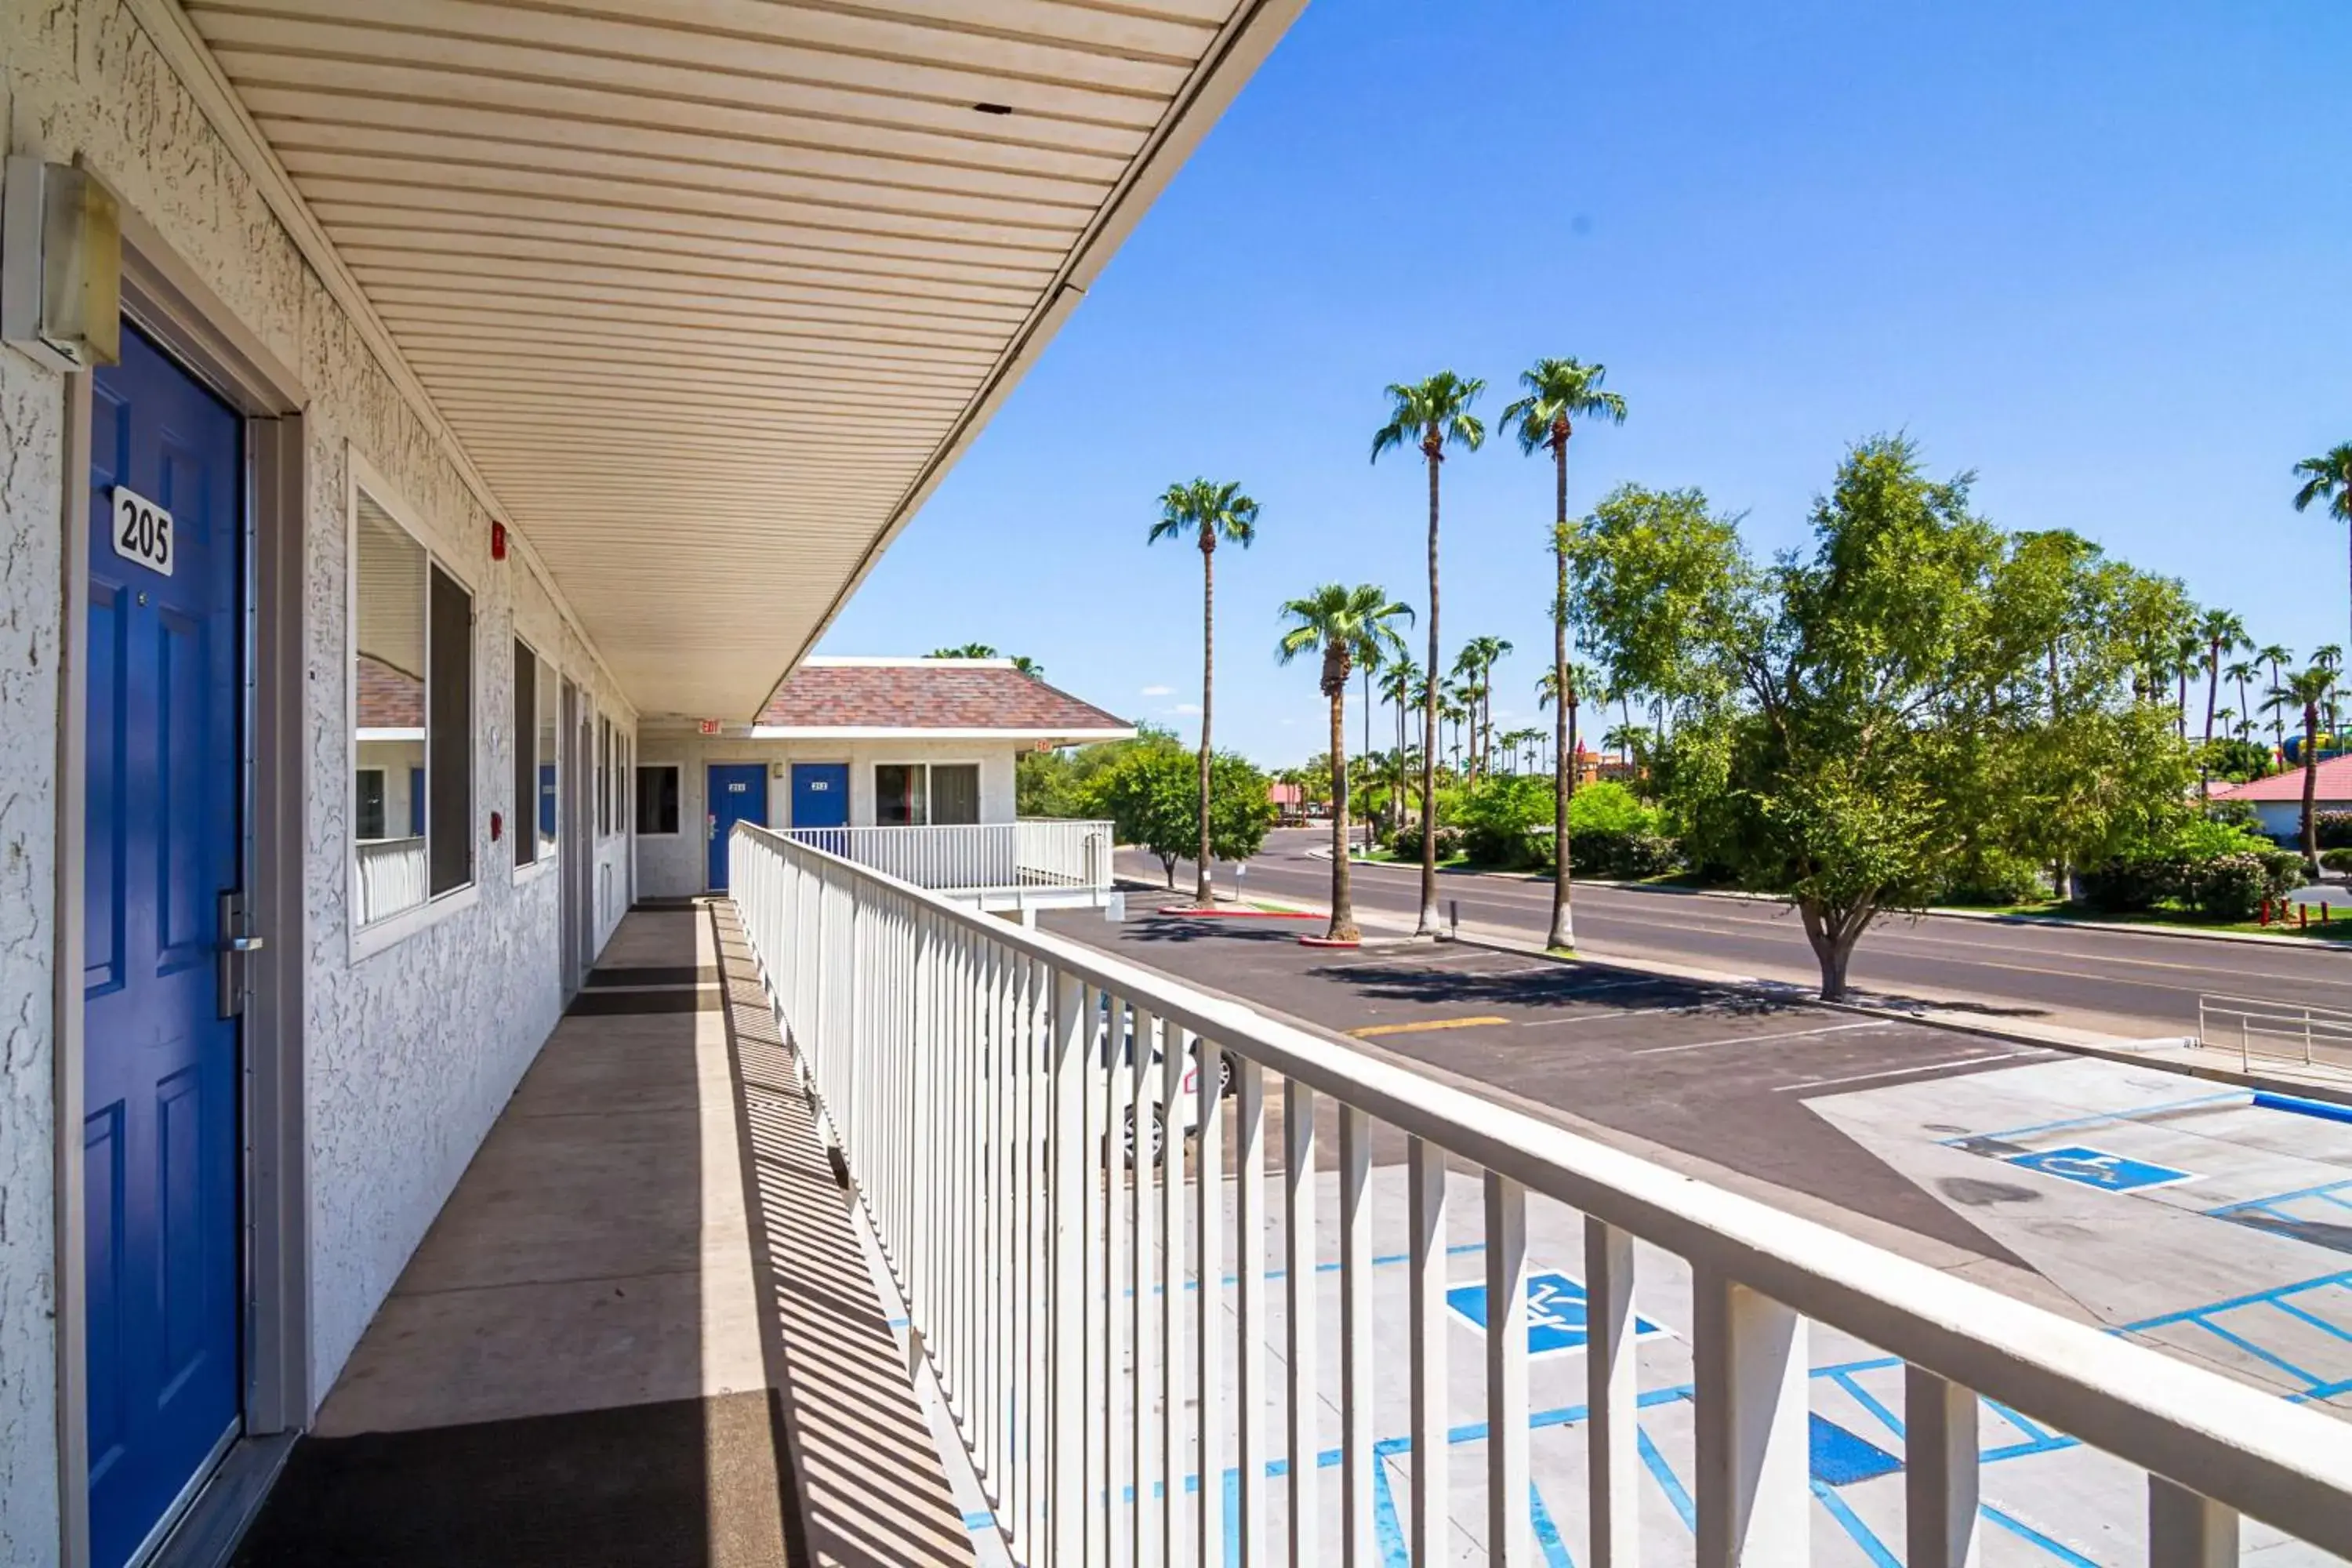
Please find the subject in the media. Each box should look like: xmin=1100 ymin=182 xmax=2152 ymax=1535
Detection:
xmin=0 ymin=4 xmax=638 ymax=1555
xmin=633 ymin=731 xmax=1021 ymax=899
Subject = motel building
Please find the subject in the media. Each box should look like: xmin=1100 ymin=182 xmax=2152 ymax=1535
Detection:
xmin=2 ymin=5 xmax=2348 ymax=1567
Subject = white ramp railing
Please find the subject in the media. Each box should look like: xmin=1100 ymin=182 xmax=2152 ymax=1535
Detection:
xmin=2198 ymin=992 xmax=2352 ymax=1076
xmin=731 ymin=823 xmax=2352 ymax=1566
xmin=781 ymin=819 xmax=1112 ymax=898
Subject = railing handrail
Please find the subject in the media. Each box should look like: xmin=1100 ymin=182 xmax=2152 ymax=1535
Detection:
xmin=2201 ymin=990 xmax=2352 ymax=1026
xmin=737 ymin=821 xmax=2352 ymax=1550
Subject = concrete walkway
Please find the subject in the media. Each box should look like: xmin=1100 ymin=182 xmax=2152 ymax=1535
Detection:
xmin=231 ymin=902 xmax=972 ymax=1567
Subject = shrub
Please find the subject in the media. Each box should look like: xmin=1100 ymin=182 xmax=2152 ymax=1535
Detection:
xmin=2178 ymin=853 xmax=2271 ymax=921
xmin=1936 ymin=848 xmax=2048 ymax=906
xmin=1386 ymin=820 xmax=1465 ymax=862
xmin=2318 ymin=812 xmax=2352 ymax=851
xmin=2323 ymin=848 xmax=2352 ymax=874
xmin=2078 ymin=856 xmax=2173 ymax=913
xmin=1566 ymin=779 xmax=1659 ymax=837
xmin=2262 ymin=850 xmax=2310 ymax=895
xmin=1450 ymin=777 xmax=1554 ymax=869
xmin=1570 ymin=828 xmax=1682 ymax=879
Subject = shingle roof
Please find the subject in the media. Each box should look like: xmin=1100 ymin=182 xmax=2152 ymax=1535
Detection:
xmin=357 ymin=653 xmax=423 ymax=729
xmin=2209 ymin=754 xmax=2352 ymax=803
xmin=756 ymin=660 xmax=1131 ymax=736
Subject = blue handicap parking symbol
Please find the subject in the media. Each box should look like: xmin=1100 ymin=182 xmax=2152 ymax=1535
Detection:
xmin=1447 ymin=1271 xmax=1664 ymax=1357
xmin=2002 ymin=1144 xmax=2194 ymax=1192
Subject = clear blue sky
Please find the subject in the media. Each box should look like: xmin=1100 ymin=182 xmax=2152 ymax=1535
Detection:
xmin=819 ymin=0 xmax=2352 ymax=764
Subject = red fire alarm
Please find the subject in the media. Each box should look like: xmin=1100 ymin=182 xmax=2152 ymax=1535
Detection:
xmin=491 ymin=521 xmax=508 ymax=561
xmin=490 ymin=811 xmax=503 ymax=842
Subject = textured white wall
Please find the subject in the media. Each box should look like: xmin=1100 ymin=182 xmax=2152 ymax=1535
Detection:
xmin=0 ymin=5 xmax=639 ymax=1557
xmin=633 ymin=731 xmax=1022 ymax=899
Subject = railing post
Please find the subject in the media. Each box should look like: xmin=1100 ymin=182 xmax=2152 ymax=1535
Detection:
xmin=1485 ymin=1174 xmax=1530 ymax=1565
xmin=1408 ymin=1137 xmax=1449 ymax=1563
xmin=1161 ymin=1025 xmax=1189 ymax=1566
xmin=2148 ymin=1476 xmax=2237 ymax=1568
xmin=1049 ymin=968 xmax=1087 ymax=1567
xmin=1196 ymin=1039 xmax=1225 ymax=1568
xmin=1340 ymin=1106 xmax=1374 ymax=1565
xmin=1693 ymin=1269 xmax=1809 ymax=1567
xmin=1585 ymin=1217 xmax=1639 ymax=1568
xmin=1235 ymin=1056 xmax=1269 ymax=1565
xmin=1904 ymin=1367 xmax=1980 ymax=1568
xmin=1284 ymin=1078 xmax=1319 ymax=1568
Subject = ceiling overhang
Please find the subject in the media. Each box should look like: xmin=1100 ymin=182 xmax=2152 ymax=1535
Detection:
xmin=142 ymin=0 xmax=1304 ymax=718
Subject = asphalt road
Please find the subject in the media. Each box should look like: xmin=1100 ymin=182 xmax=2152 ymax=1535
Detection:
xmin=1127 ymin=828 xmax=2352 ymax=1040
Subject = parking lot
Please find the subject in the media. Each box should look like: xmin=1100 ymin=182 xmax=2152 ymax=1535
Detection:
xmin=1016 ymin=908 xmax=2352 ymax=1561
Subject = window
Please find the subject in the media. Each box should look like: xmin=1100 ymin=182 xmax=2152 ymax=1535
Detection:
xmin=355 ymin=770 xmax=387 ymax=841
xmin=426 ymin=564 xmax=474 ymax=895
xmin=535 ymin=655 xmax=558 ymax=862
xmin=637 ymin=764 xmax=680 ymax=835
xmin=354 ymin=488 xmax=428 ymax=927
xmin=597 ymin=716 xmax=612 ymax=837
xmin=514 ymin=639 xmax=537 ymax=867
xmin=875 ymin=762 xmax=980 ymax=826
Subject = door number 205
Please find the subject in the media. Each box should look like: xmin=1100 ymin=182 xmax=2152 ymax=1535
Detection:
xmin=111 ymin=486 xmax=175 ymax=578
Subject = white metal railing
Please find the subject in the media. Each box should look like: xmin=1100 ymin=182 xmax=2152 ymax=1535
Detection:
xmin=2197 ymin=992 xmax=2352 ymax=1076
xmin=354 ymin=836 xmax=426 ymax=927
xmin=780 ymin=818 xmax=1112 ymax=898
xmin=731 ymin=822 xmax=2352 ymax=1566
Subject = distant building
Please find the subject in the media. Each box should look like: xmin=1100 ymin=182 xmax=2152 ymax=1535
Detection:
xmin=2209 ymin=756 xmax=2352 ymax=841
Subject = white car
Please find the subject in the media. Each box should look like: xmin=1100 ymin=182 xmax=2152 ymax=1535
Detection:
xmin=1099 ymin=1000 xmax=1231 ymax=1168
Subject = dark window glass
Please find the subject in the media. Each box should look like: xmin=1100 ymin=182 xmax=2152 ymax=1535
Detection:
xmin=514 ymin=640 xmax=537 ymax=866
xmin=931 ymin=764 xmax=980 ymax=826
xmin=354 ymin=770 xmax=387 ymax=841
xmin=876 ymin=764 xmax=924 ymax=826
xmin=426 ymin=564 xmax=474 ymax=895
xmin=636 ymin=766 xmax=680 ymax=835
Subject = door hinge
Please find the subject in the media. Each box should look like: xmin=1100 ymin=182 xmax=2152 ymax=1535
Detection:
xmin=217 ymin=889 xmax=264 ymax=1019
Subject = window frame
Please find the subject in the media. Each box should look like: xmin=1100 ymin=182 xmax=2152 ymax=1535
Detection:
xmin=347 ymin=451 xmax=481 ymax=962
xmin=513 ymin=635 xmax=543 ymax=873
xmin=533 ymin=646 xmax=560 ymax=869
xmin=873 ymin=759 xmax=985 ymax=827
xmin=636 ymin=763 xmax=681 ymax=837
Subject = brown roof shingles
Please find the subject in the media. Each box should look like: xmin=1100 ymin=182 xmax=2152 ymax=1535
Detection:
xmin=357 ymin=654 xmax=423 ymax=728
xmin=757 ymin=662 xmax=1130 ymax=734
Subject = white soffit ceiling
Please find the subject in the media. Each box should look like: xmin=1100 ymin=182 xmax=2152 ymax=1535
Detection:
xmin=170 ymin=0 xmax=1302 ymax=718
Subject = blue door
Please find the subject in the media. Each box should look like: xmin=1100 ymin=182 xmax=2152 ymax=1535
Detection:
xmin=706 ymin=764 xmax=769 ymax=890
xmin=85 ymin=326 xmax=244 ymax=1568
xmin=790 ymin=762 xmax=850 ymax=829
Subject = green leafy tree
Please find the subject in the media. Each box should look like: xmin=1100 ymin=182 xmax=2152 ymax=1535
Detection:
xmin=1505 ymin=356 xmax=1627 ymax=949
xmin=1018 ymin=723 xmax=1180 ymax=818
xmin=929 ymin=642 xmax=998 ymax=658
xmin=1087 ymin=743 xmax=1275 ymax=888
xmin=2267 ymin=665 xmax=2339 ymax=873
xmin=1277 ymin=585 xmax=1415 ymax=939
xmin=1372 ymin=371 xmax=1486 ymax=933
xmin=1149 ymin=478 xmax=1261 ymax=906
xmin=2294 ymin=444 xmax=2352 ymax=662
xmin=1573 ymin=438 xmax=2194 ymax=999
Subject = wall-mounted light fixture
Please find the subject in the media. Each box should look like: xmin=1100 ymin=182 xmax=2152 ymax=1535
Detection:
xmin=2 ymin=158 xmax=121 ymax=372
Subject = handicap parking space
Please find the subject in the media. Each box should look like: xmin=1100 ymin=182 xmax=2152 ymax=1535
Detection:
xmin=1091 ymin=1169 xmax=2350 ymax=1567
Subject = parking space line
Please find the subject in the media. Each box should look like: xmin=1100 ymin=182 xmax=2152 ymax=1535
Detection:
xmin=1771 ymin=1050 xmax=2037 ymax=1093
xmin=1348 ymin=1015 xmax=1512 ymax=1039
xmin=1630 ymin=1020 xmax=1890 ymax=1056
xmin=1518 ymin=1007 xmax=1662 ymax=1028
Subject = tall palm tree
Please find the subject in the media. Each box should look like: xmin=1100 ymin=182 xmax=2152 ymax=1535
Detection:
xmin=1373 ymin=372 xmax=1486 ymax=933
xmin=2197 ymin=608 xmax=2247 ymax=795
xmin=1454 ymin=634 xmax=1513 ymax=782
xmin=1377 ymin=656 xmax=1422 ymax=826
xmin=2267 ymin=666 xmax=2339 ymax=873
xmin=1149 ymin=478 xmax=1260 ymax=906
xmin=2226 ymin=659 xmax=2256 ymax=742
xmin=1278 ymin=585 xmax=1414 ymax=942
xmin=2294 ymin=443 xmax=2352 ymax=662
xmin=2259 ymin=644 xmax=2294 ymax=747
xmin=1504 ymin=358 xmax=1626 ymax=947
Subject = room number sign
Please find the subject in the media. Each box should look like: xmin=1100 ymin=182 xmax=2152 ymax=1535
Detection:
xmin=111 ymin=486 xmax=174 ymax=577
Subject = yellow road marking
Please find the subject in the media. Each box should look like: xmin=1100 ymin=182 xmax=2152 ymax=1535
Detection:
xmin=1348 ymin=1015 xmax=1511 ymax=1039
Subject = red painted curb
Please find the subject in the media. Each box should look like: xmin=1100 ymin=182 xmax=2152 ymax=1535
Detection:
xmin=1296 ymin=935 xmax=1361 ymax=948
xmin=1155 ymin=906 xmax=1322 ymax=919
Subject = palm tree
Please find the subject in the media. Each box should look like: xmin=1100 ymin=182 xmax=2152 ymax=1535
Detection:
xmin=2197 ymin=608 xmax=2247 ymax=794
xmin=1377 ymin=657 xmax=1422 ymax=826
xmin=1373 ymin=372 xmax=1486 ymax=933
xmin=929 ymin=641 xmax=997 ymax=658
xmin=1279 ymin=585 xmax=1415 ymax=942
xmin=2226 ymin=659 xmax=2256 ymax=742
xmin=2323 ymin=646 xmax=2347 ymax=736
xmin=2259 ymin=644 xmax=2293 ymax=746
xmin=1504 ymin=358 xmax=1626 ymax=947
xmin=1454 ymin=635 xmax=1512 ymax=782
xmin=1149 ymin=478 xmax=1260 ymax=906
xmin=2267 ymin=666 xmax=2339 ymax=873
xmin=1010 ymin=655 xmax=1045 ymax=681
xmin=2294 ymin=443 xmax=2352 ymax=661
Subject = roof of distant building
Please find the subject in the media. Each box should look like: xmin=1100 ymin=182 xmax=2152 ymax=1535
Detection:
xmin=2209 ymin=754 xmax=2352 ymax=804
xmin=749 ymin=657 xmax=1134 ymax=741
xmin=357 ymin=654 xmax=423 ymax=731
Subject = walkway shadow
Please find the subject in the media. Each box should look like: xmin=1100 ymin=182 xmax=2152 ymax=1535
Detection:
xmin=714 ymin=906 xmax=978 ymax=1568
xmin=1315 ymin=959 xmax=1797 ymax=1020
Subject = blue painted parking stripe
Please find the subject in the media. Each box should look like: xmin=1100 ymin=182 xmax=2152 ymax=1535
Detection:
xmin=1828 ymin=1367 xmax=1907 ymax=1442
xmin=1948 ymin=1090 xmax=2247 ymax=1145
xmin=1530 ymin=1480 xmax=1577 ymax=1568
xmin=1813 ymin=1480 xmax=1902 ymax=1568
xmin=1982 ymin=1503 xmax=2103 ymax=1567
xmin=1635 ymin=1428 xmax=1697 ymax=1532
xmin=2125 ymin=1269 xmax=2352 ymax=1330
xmin=2270 ymin=1294 xmax=2352 ymax=1345
xmin=2186 ymin=1312 xmax=2327 ymax=1386
xmin=1371 ymin=1454 xmax=1409 ymax=1568
xmin=2206 ymin=1178 xmax=2352 ymax=1216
